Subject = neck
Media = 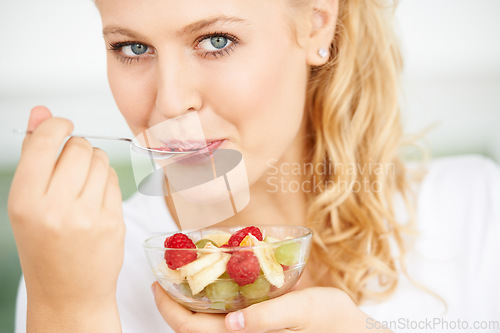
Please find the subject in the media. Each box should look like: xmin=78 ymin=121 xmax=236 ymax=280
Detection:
xmin=218 ymin=123 xmax=309 ymax=228
xmin=165 ymin=122 xmax=309 ymax=230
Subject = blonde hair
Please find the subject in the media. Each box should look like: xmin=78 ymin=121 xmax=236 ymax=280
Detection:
xmin=292 ymin=0 xmax=415 ymax=304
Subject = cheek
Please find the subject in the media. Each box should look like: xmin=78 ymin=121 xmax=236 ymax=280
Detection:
xmin=203 ymin=36 xmax=308 ymax=174
xmin=107 ymin=59 xmax=155 ymax=135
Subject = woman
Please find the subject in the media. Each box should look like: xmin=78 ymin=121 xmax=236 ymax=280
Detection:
xmin=9 ymin=0 xmax=500 ymax=332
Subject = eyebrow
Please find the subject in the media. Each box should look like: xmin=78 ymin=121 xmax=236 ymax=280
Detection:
xmin=102 ymin=15 xmax=247 ymax=39
xmin=176 ymin=16 xmax=247 ymax=37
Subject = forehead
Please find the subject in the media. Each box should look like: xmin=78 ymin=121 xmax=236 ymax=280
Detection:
xmin=96 ymin=0 xmax=289 ymax=34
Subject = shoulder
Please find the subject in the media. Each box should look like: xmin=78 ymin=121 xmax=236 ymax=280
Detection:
xmin=414 ymin=154 xmax=500 ymax=273
xmin=420 ymin=154 xmax=500 ymax=195
xmin=417 ymin=154 xmax=500 ymax=230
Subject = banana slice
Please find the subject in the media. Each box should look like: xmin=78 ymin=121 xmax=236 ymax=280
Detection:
xmin=188 ymin=253 xmax=231 ymax=295
xmin=253 ymin=241 xmax=284 ymax=288
xmin=203 ymin=232 xmax=232 ymax=247
xmin=179 ymin=244 xmax=221 ymax=278
xmin=156 ymin=262 xmax=182 ymax=282
xmin=263 ymin=236 xmax=281 ymax=244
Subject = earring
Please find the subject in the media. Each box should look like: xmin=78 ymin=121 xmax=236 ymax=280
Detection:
xmin=318 ymin=48 xmax=328 ymax=58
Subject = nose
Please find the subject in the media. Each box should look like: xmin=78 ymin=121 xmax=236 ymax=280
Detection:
xmin=155 ymin=54 xmax=203 ymax=119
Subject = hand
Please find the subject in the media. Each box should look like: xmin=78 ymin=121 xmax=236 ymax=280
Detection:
xmin=151 ymin=282 xmax=388 ymax=333
xmin=8 ymin=106 xmax=125 ymax=332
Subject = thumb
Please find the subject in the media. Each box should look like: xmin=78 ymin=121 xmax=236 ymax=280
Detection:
xmin=27 ymin=105 xmax=53 ymax=131
xmin=22 ymin=106 xmax=53 ymax=151
xmin=225 ymin=291 xmax=306 ymax=333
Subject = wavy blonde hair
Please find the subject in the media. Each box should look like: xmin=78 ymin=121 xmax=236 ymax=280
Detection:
xmin=290 ymin=0 xmax=415 ymax=304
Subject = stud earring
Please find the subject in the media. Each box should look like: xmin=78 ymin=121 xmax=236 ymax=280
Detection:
xmin=318 ymin=48 xmax=329 ymax=58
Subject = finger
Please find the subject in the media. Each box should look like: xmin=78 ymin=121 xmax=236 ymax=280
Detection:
xmin=27 ymin=105 xmax=52 ymax=131
xmin=151 ymin=282 xmax=229 ymax=332
xmin=80 ymin=148 xmax=110 ymax=206
xmin=103 ymin=167 xmax=122 ymax=212
xmin=225 ymin=291 xmax=307 ymax=333
xmin=21 ymin=106 xmax=52 ymax=154
xmin=15 ymin=117 xmax=74 ymax=195
xmin=48 ymin=137 xmax=94 ymax=198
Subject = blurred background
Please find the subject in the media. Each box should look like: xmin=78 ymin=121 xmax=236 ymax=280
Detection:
xmin=1 ymin=0 xmax=499 ymax=331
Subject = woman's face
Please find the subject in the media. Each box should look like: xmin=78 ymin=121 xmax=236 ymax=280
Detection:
xmin=97 ymin=0 xmax=310 ymax=186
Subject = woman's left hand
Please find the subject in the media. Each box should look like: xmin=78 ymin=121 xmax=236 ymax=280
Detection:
xmin=151 ymin=282 xmax=387 ymax=333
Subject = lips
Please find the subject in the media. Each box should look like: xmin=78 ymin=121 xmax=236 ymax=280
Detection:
xmin=155 ymin=139 xmax=225 ymax=153
xmin=170 ymin=139 xmax=226 ymax=165
xmin=203 ymin=140 xmax=225 ymax=154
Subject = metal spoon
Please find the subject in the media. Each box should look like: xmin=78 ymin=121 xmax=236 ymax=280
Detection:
xmin=14 ymin=129 xmax=202 ymax=160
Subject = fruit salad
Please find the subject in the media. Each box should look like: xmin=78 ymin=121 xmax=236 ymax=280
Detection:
xmin=150 ymin=226 xmax=309 ymax=312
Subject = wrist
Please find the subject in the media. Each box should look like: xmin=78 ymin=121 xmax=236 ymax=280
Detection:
xmin=27 ymin=296 xmax=121 ymax=333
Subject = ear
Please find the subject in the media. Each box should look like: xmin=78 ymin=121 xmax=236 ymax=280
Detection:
xmin=305 ymin=0 xmax=339 ymax=66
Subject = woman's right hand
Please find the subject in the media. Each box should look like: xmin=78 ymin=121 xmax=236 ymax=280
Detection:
xmin=8 ymin=106 xmax=125 ymax=332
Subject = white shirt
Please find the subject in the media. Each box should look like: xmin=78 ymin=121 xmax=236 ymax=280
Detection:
xmin=15 ymin=155 xmax=500 ymax=332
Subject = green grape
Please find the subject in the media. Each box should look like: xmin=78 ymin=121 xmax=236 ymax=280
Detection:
xmin=209 ymin=302 xmax=230 ymax=310
xmin=178 ymin=282 xmax=193 ymax=297
xmin=275 ymin=241 xmax=301 ymax=266
xmin=196 ymin=239 xmax=215 ymax=249
xmin=240 ymin=277 xmax=271 ymax=300
xmin=178 ymin=282 xmax=204 ymax=298
xmin=246 ymin=295 xmax=269 ymax=306
xmin=205 ymin=280 xmax=239 ymax=301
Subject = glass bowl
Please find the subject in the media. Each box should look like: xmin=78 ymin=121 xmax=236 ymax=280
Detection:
xmin=143 ymin=225 xmax=313 ymax=313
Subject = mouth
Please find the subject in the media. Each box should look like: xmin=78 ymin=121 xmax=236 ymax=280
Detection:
xmin=155 ymin=139 xmax=226 ymax=153
xmin=172 ymin=139 xmax=226 ymax=165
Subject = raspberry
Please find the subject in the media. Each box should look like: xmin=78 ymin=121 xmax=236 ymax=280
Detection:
xmin=227 ymin=226 xmax=263 ymax=247
xmin=164 ymin=233 xmax=197 ymax=270
xmin=226 ymin=251 xmax=260 ymax=286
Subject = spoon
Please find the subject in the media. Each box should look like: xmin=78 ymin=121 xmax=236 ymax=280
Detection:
xmin=14 ymin=129 xmax=202 ymax=160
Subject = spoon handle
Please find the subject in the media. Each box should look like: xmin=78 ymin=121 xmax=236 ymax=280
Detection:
xmin=14 ymin=129 xmax=133 ymax=143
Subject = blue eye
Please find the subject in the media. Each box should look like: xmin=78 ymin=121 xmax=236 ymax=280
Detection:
xmin=210 ymin=36 xmax=228 ymax=49
xmin=122 ymin=43 xmax=150 ymax=56
xmin=197 ymin=34 xmax=236 ymax=54
xmin=131 ymin=44 xmax=148 ymax=55
xmin=108 ymin=41 xmax=155 ymax=64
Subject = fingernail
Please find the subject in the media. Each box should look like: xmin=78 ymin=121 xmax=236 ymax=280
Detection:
xmin=227 ymin=311 xmax=245 ymax=331
xmin=151 ymin=283 xmax=157 ymax=296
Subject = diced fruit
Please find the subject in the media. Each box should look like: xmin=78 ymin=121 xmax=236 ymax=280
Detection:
xmin=275 ymin=242 xmax=301 ymax=266
xmin=239 ymin=234 xmax=259 ymax=247
xmin=239 ymin=276 xmax=271 ymax=300
xmin=157 ymin=263 xmax=182 ymax=282
xmin=179 ymin=250 xmax=221 ymax=279
xmin=195 ymin=239 xmax=215 ymax=249
xmin=178 ymin=282 xmax=194 ymax=298
xmin=263 ymin=236 xmax=281 ymax=243
xmin=203 ymin=232 xmax=232 ymax=247
xmin=164 ymin=233 xmax=197 ymax=270
xmin=187 ymin=253 xmax=231 ymax=295
xmin=227 ymin=226 xmax=263 ymax=247
xmin=245 ymin=295 xmax=269 ymax=306
xmin=209 ymin=302 xmax=229 ymax=310
xmin=204 ymin=280 xmax=239 ymax=301
xmin=226 ymin=251 xmax=260 ymax=286
xmin=253 ymin=242 xmax=284 ymax=288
